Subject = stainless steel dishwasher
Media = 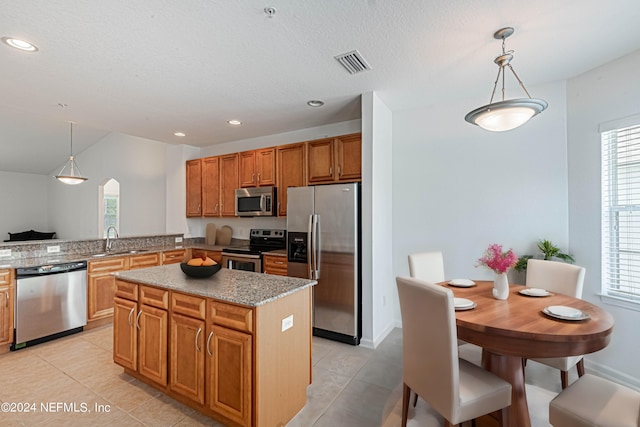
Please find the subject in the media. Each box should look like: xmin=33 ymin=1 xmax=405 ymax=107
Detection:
xmin=13 ymin=261 xmax=87 ymax=350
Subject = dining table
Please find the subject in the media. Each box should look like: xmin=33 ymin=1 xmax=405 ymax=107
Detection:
xmin=443 ymin=280 xmax=615 ymax=427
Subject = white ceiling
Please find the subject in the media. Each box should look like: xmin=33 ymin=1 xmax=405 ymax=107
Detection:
xmin=2 ymin=0 xmax=640 ymax=175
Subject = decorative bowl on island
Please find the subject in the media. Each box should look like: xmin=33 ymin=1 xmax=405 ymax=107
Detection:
xmin=180 ymin=263 xmax=221 ymax=278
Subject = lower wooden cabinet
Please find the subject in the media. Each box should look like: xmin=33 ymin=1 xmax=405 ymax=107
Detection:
xmin=192 ymin=249 xmax=223 ymax=265
xmin=0 ymin=269 xmax=15 ymax=350
xmin=113 ymin=296 xmax=137 ymax=370
xmin=87 ymin=257 xmax=129 ymax=323
xmin=263 ymin=254 xmax=288 ymax=276
xmin=138 ymin=304 xmax=168 ymax=386
xmin=113 ymin=280 xmax=310 ymax=427
xmin=207 ymin=324 xmax=252 ymax=426
xmin=114 ymin=281 xmax=168 ymax=387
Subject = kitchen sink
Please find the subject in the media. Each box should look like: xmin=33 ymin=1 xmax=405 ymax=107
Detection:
xmin=91 ymin=249 xmax=149 ymax=257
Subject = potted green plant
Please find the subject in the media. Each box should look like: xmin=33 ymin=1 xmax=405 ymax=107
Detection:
xmin=514 ymin=239 xmax=575 ymax=273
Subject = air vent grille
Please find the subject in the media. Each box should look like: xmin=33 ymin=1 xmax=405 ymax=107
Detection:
xmin=334 ymin=50 xmax=372 ymax=74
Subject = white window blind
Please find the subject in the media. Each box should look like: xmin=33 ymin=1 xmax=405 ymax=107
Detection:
xmin=602 ymin=123 xmax=640 ymax=301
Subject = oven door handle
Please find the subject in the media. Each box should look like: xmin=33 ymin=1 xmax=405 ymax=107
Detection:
xmin=222 ymin=252 xmax=261 ymax=260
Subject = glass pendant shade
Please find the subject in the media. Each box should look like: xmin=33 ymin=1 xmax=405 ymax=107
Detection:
xmin=465 ymin=98 xmax=547 ymax=132
xmin=55 ymin=122 xmax=88 ymax=184
xmin=465 ymin=27 xmax=547 ymax=132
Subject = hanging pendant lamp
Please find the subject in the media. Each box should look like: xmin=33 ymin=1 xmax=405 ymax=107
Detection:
xmin=55 ymin=122 xmax=88 ymax=185
xmin=465 ymin=27 xmax=547 ymax=132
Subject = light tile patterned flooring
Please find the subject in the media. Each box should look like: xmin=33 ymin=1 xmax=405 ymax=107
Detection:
xmin=0 ymin=325 xmax=570 ymax=426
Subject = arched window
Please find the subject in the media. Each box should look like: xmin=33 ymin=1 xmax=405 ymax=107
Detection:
xmin=99 ymin=178 xmax=120 ymax=238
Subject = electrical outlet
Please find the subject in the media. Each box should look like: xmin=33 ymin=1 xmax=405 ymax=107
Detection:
xmin=175 ymin=237 xmax=183 ymax=243
xmin=281 ymin=315 xmax=294 ymax=332
xmin=0 ymin=249 xmax=11 ymax=258
xmin=47 ymin=245 xmax=60 ymax=253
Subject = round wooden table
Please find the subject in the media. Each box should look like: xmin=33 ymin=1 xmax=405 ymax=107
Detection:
xmin=445 ymin=281 xmax=614 ymax=427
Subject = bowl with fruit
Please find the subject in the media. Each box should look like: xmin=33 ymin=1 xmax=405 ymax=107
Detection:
xmin=180 ymin=255 xmax=221 ymax=278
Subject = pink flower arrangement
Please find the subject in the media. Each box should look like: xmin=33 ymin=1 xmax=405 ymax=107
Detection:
xmin=477 ymin=243 xmax=518 ymax=274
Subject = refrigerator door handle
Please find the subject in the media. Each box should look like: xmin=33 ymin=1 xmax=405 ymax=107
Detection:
xmin=307 ymin=214 xmax=314 ymax=279
xmin=315 ymin=214 xmax=321 ymax=279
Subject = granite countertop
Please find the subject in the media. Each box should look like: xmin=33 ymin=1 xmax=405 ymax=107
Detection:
xmin=115 ymin=264 xmax=316 ymax=307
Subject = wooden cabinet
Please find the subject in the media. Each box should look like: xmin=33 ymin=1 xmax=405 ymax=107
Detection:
xmin=87 ymin=257 xmax=129 ymax=323
xmin=207 ymin=300 xmax=253 ymax=426
xmin=191 ymin=249 xmax=222 ymax=265
xmin=277 ymin=142 xmax=306 ymax=216
xmin=0 ymin=269 xmax=14 ymax=350
xmin=186 ymin=159 xmax=203 ymax=217
xmin=202 ymin=156 xmax=220 ymax=217
xmin=114 ymin=280 xmax=168 ymax=387
xmin=162 ymin=249 xmax=187 ymax=265
xmin=307 ymin=133 xmax=361 ymax=184
xmin=129 ymin=253 xmax=161 ymax=270
xmin=220 ymin=153 xmax=239 ymax=217
xmin=263 ymin=254 xmax=288 ymax=276
xmin=113 ymin=296 xmax=137 ymax=370
xmin=240 ymin=148 xmax=276 ymax=188
xmin=170 ymin=292 xmax=207 ymax=405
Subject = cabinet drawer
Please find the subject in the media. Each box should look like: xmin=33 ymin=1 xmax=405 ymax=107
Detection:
xmin=0 ymin=269 xmax=11 ymax=285
xmin=130 ymin=253 xmax=161 ymax=270
xmin=263 ymin=255 xmax=288 ymax=276
xmin=88 ymin=257 xmax=129 ymax=273
xmin=172 ymin=292 xmax=206 ymax=319
xmin=115 ymin=279 xmax=138 ymax=301
xmin=208 ymin=300 xmax=253 ymax=334
xmin=162 ymin=249 xmax=186 ymax=265
xmin=140 ymin=285 xmax=169 ymax=309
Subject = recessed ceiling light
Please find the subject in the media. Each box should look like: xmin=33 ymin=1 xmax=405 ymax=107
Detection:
xmin=2 ymin=37 xmax=38 ymax=52
xmin=174 ymin=132 xmax=186 ymax=137
xmin=307 ymin=100 xmax=325 ymax=107
xmin=227 ymin=120 xmax=242 ymax=126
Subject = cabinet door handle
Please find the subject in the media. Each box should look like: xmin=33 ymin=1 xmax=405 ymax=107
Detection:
xmin=5 ymin=291 xmax=8 ymax=308
xmin=329 ymin=166 xmax=332 ymax=175
xmin=257 ymin=172 xmax=261 ymax=183
xmin=206 ymin=331 xmax=213 ymax=357
xmin=338 ymin=165 xmax=342 ymax=176
xmin=275 ymin=261 xmax=284 ymax=265
xmin=128 ymin=307 xmax=135 ymax=327
xmin=215 ymin=203 xmax=218 ymax=213
xmin=136 ymin=310 xmax=142 ymax=330
xmin=195 ymin=327 xmax=202 ymax=352
xmin=252 ymin=173 xmax=255 ymax=182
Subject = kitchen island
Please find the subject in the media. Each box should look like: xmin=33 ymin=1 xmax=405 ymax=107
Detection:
xmin=113 ymin=265 xmax=316 ymax=427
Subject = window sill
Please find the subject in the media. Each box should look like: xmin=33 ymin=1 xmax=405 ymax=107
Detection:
xmin=598 ymin=293 xmax=640 ymax=312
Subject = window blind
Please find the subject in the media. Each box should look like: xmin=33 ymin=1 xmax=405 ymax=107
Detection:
xmin=602 ymin=124 xmax=640 ymax=301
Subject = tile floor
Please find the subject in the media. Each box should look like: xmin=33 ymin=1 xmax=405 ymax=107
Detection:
xmin=0 ymin=325 xmax=571 ymax=426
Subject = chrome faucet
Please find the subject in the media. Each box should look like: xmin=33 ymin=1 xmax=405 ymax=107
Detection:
xmin=105 ymin=226 xmax=119 ymax=252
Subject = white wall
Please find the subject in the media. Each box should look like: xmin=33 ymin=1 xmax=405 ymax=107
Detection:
xmin=567 ymin=48 xmax=640 ymax=387
xmin=391 ymin=80 xmax=569 ymax=321
xmin=48 ymin=132 xmax=168 ymax=240
xmin=0 ymin=171 xmax=50 ymax=239
xmin=361 ymin=92 xmax=395 ymax=347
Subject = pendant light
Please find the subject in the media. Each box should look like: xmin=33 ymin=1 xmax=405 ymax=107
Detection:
xmin=55 ymin=122 xmax=88 ymax=185
xmin=465 ymin=27 xmax=547 ymax=132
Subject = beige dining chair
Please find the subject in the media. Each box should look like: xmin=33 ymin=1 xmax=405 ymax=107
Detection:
xmin=526 ymin=258 xmax=587 ymax=389
xmin=408 ymin=251 xmax=445 ymax=283
xmin=549 ymin=373 xmax=640 ymax=426
xmin=396 ymin=276 xmax=512 ymax=427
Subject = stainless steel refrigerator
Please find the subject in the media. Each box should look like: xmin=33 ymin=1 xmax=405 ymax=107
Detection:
xmin=286 ymin=183 xmax=361 ymax=345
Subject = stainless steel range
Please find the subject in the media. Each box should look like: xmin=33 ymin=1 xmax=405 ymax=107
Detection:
xmin=221 ymin=229 xmax=286 ymax=272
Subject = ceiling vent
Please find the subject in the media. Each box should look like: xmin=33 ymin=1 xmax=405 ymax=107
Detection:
xmin=334 ymin=50 xmax=372 ymax=74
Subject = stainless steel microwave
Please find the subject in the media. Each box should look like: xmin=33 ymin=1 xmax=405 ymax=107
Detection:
xmin=235 ymin=186 xmax=276 ymax=217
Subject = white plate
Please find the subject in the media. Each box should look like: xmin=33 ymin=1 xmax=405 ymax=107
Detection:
xmin=543 ymin=305 xmax=590 ymax=321
xmin=448 ymin=279 xmax=476 ymax=288
xmin=454 ymin=298 xmax=475 ymax=308
xmin=519 ymin=287 xmax=552 ymax=297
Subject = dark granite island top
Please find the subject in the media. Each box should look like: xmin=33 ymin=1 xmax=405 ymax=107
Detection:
xmin=114 ymin=264 xmax=316 ymax=307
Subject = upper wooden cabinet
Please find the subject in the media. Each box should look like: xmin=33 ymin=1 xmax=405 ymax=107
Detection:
xmin=202 ymin=156 xmax=221 ymax=217
xmin=186 ymin=159 xmax=202 ymax=217
xmin=239 ymin=148 xmax=276 ymax=188
xmin=220 ymin=153 xmax=239 ymax=217
xmin=277 ymin=143 xmax=306 ymax=217
xmin=307 ymin=133 xmax=361 ymax=184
